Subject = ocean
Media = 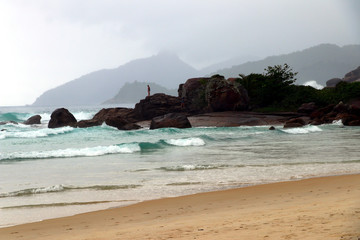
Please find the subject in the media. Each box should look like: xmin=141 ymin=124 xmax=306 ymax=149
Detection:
xmin=1 ymin=105 xmax=360 ymax=227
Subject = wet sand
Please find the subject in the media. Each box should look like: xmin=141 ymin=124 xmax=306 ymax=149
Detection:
xmin=1 ymin=174 xmax=359 ymax=240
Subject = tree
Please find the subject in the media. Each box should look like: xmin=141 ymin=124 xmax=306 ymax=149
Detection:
xmin=264 ymin=63 xmax=297 ymax=86
xmin=237 ymin=63 xmax=298 ymax=108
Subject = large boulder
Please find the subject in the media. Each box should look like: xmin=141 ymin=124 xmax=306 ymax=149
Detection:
xmin=297 ymin=102 xmax=317 ymax=114
xmin=309 ymin=101 xmax=360 ymax=126
xmin=326 ymin=66 xmax=360 ymax=87
xmin=326 ymin=78 xmax=342 ymax=87
xmin=178 ymin=78 xmax=207 ymax=113
xmin=105 ymin=116 xmax=141 ymax=130
xmin=133 ymin=94 xmax=183 ymax=120
xmin=178 ymin=75 xmax=249 ymax=113
xmin=48 ymin=108 xmax=77 ymax=128
xmin=205 ymin=77 xmax=249 ymax=112
xmin=343 ymin=66 xmax=360 ymax=83
xmin=75 ymin=107 xmax=140 ymax=129
xmin=150 ymin=113 xmax=192 ymax=129
xmin=92 ymin=108 xmax=137 ymax=123
xmin=283 ymin=117 xmax=307 ymax=128
xmin=76 ymin=119 xmax=103 ymax=128
xmin=23 ymin=115 xmax=41 ymax=125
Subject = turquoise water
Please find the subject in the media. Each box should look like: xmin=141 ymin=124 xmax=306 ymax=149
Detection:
xmin=1 ymin=105 xmax=360 ymax=227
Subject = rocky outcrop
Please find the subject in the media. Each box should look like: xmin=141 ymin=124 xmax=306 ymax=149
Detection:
xmin=92 ymin=108 xmax=138 ymax=123
xmin=283 ymin=117 xmax=308 ymax=128
xmin=297 ymin=102 xmax=317 ymax=114
xmin=23 ymin=115 xmax=41 ymax=125
xmin=205 ymin=77 xmax=249 ymax=112
xmin=326 ymin=78 xmax=342 ymax=87
xmin=105 ymin=116 xmax=141 ymax=130
xmin=178 ymin=75 xmax=249 ymax=113
xmin=309 ymin=101 xmax=360 ymax=126
xmin=48 ymin=108 xmax=77 ymax=128
xmin=343 ymin=66 xmax=360 ymax=83
xmin=178 ymin=78 xmax=207 ymax=113
xmin=326 ymin=66 xmax=360 ymax=87
xmin=133 ymin=94 xmax=183 ymax=120
xmin=76 ymin=119 xmax=102 ymax=128
xmin=77 ymin=107 xmax=140 ymax=130
xmin=150 ymin=113 xmax=192 ymax=129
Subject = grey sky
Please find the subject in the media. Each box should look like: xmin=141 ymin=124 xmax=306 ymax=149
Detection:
xmin=0 ymin=0 xmax=359 ymax=106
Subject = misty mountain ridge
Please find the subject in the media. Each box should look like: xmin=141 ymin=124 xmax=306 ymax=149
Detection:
xmin=103 ymin=81 xmax=177 ymax=104
xmin=32 ymin=43 xmax=360 ymax=107
xmin=32 ymin=52 xmax=198 ymax=107
xmin=213 ymin=44 xmax=360 ymax=85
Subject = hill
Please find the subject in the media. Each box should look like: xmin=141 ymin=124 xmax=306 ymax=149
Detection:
xmin=103 ymin=81 xmax=177 ymax=104
xmin=213 ymin=44 xmax=360 ymax=85
xmin=32 ymin=52 xmax=198 ymax=107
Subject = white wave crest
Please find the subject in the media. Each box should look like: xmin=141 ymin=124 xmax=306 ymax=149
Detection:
xmin=1 ymin=126 xmax=74 ymax=139
xmin=165 ymin=137 xmax=205 ymax=146
xmin=332 ymin=119 xmax=344 ymax=127
xmin=2 ymin=144 xmax=141 ymax=160
xmin=73 ymin=111 xmax=95 ymax=121
xmin=0 ymin=185 xmax=66 ymax=198
xmin=282 ymin=125 xmax=322 ymax=134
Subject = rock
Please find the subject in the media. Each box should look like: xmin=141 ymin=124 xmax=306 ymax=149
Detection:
xmin=343 ymin=66 xmax=360 ymax=83
xmin=76 ymin=119 xmax=102 ymax=128
xmin=269 ymin=126 xmax=276 ymax=130
xmin=310 ymin=104 xmax=335 ymax=120
xmin=283 ymin=117 xmax=307 ymax=128
xmin=336 ymin=113 xmax=360 ymax=126
xmin=23 ymin=115 xmax=41 ymax=125
xmin=310 ymin=119 xmax=323 ymax=125
xmin=48 ymin=108 xmax=77 ymax=128
xmin=133 ymin=93 xmax=183 ymax=120
xmin=92 ymin=108 xmax=137 ymax=123
xmin=333 ymin=101 xmax=349 ymax=113
xmin=178 ymin=76 xmax=249 ymax=113
xmin=150 ymin=113 xmax=192 ymax=129
xmin=326 ymin=78 xmax=342 ymax=87
xmin=326 ymin=66 xmax=360 ymax=87
xmin=105 ymin=116 xmax=141 ymax=130
xmin=205 ymin=77 xmax=249 ymax=112
xmin=297 ymin=102 xmax=317 ymax=114
xmin=349 ymin=98 xmax=360 ymax=115
xmin=178 ymin=78 xmax=207 ymax=113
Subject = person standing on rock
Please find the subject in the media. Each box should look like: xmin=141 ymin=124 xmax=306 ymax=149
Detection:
xmin=147 ymin=85 xmax=151 ymax=96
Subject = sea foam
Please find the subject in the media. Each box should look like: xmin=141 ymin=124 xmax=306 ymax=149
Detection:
xmin=281 ymin=125 xmax=322 ymax=134
xmin=0 ymin=126 xmax=74 ymax=139
xmin=165 ymin=137 xmax=205 ymax=146
xmin=0 ymin=144 xmax=141 ymax=161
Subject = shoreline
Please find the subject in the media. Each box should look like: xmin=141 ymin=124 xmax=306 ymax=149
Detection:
xmin=1 ymin=174 xmax=359 ymax=240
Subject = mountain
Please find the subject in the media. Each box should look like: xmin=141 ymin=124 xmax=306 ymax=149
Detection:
xmin=32 ymin=52 xmax=199 ymax=107
xmin=199 ymin=55 xmax=260 ymax=75
xmin=103 ymin=81 xmax=177 ymax=104
xmin=212 ymin=44 xmax=360 ymax=85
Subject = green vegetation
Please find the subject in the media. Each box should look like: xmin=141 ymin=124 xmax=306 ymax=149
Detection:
xmin=236 ymin=63 xmax=360 ymax=112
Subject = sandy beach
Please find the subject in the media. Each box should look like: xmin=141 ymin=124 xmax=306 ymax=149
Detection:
xmin=1 ymin=174 xmax=359 ymax=240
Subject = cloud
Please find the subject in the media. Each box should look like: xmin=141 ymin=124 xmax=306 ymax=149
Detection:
xmin=0 ymin=0 xmax=358 ymax=106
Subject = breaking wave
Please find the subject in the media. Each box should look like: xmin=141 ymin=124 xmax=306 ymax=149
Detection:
xmin=0 ymin=126 xmax=74 ymax=139
xmin=0 ymin=137 xmax=206 ymax=161
xmin=0 ymin=184 xmax=141 ymax=198
xmin=281 ymin=125 xmax=323 ymax=134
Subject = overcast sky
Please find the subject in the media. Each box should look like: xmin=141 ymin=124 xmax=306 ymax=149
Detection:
xmin=0 ymin=0 xmax=359 ymax=106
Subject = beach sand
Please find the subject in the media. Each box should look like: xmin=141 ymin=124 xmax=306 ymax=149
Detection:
xmin=1 ymin=174 xmax=359 ymax=240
